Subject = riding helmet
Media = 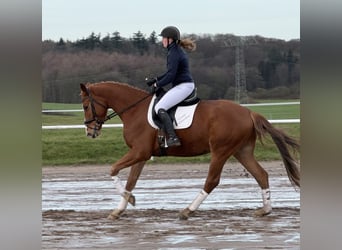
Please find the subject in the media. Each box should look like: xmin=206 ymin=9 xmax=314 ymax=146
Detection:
xmin=159 ymin=26 xmax=180 ymax=40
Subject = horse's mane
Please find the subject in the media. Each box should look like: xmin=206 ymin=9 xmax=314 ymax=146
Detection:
xmin=91 ymin=81 xmax=149 ymax=95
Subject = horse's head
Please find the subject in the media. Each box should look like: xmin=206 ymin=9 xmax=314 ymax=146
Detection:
xmin=80 ymin=83 xmax=108 ymax=138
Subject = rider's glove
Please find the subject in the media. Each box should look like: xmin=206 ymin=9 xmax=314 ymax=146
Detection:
xmin=146 ymin=78 xmax=157 ymax=86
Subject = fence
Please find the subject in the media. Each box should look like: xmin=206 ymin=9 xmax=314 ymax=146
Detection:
xmin=42 ymin=102 xmax=300 ymax=129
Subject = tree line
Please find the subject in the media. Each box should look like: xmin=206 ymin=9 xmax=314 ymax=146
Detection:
xmin=42 ymin=31 xmax=300 ymax=103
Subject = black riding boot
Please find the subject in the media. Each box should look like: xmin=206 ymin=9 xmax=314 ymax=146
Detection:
xmin=157 ymin=109 xmax=181 ymax=147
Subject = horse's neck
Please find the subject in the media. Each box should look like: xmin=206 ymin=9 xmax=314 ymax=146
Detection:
xmin=97 ymin=83 xmax=149 ymax=119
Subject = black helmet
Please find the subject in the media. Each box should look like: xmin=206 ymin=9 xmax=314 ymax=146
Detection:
xmin=160 ymin=26 xmax=180 ymax=40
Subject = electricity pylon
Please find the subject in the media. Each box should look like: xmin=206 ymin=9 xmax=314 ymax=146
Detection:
xmin=223 ymin=36 xmax=258 ymax=104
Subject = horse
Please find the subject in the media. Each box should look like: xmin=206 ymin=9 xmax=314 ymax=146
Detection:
xmin=80 ymin=81 xmax=300 ymax=220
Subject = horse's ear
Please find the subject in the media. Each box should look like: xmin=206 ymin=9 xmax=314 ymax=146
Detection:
xmin=80 ymin=83 xmax=89 ymax=96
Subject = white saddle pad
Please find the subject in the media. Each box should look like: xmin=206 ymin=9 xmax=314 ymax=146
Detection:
xmin=147 ymin=95 xmax=199 ymax=129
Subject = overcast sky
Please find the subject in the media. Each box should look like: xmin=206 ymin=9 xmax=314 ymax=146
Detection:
xmin=42 ymin=0 xmax=300 ymax=42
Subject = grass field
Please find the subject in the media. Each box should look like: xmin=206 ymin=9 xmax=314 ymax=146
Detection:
xmin=42 ymin=100 xmax=300 ymax=166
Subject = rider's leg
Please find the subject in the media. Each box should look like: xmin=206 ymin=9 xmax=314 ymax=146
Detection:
xmin=154 ymin=82 xmax=195 ymax=112
xmin=157 ymin=108 xmax=181 ymax=147
xmin=154 ymin=82 xmax=194 ymax=147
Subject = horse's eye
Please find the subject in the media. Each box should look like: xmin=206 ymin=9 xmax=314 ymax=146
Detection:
xmin=83 ymin=105 xmax=88 ymax=110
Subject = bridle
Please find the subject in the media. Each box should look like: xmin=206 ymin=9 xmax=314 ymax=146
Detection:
xmin=83 ymin=93 xmax=107 ymax=132
xmin=82 ymin=87 xmax=151 ymax=134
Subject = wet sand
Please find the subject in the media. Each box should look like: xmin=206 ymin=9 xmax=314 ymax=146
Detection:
xmin=42 ymin=161 xmax=300 ymax=249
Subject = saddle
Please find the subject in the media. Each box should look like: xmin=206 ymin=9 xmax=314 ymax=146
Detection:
xmin=147 ymin=87 xmax=200 ymax=152
xmin=147 ymin=87 xmax=200 ymax=130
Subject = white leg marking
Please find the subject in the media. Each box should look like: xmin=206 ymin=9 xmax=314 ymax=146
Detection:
xmin=117 ymin=196 xmax=129 ymax=210
xmin=112 ymin=176 xmax=125 ymax=195
xmin=188 ymin=190 xmax=209 ymax=211
xmin=112 ymin=176 xmax=132 ymax=210
xmin=262 ymin=188 xmax=272 ymax=212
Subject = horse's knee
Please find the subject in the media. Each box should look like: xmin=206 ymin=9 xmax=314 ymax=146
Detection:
xmin=110 ymin=166 xmax=119 ymax=176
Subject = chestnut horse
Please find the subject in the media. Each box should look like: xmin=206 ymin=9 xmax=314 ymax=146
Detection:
xmin=80 ymin=81 xmax=300 ymax=220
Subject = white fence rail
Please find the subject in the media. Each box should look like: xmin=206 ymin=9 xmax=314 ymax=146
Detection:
xmin=41 ymin=102 xmax=300 ymax=114
xmin=42 ymin=124 xmax=123 ymax=129
xmin=42 ymin=119 xmax=299 ymax=130
xmin=42 ymin=102 xmax=300 ymax=129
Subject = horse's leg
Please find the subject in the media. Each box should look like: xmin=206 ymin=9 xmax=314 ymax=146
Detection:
xmin=234 ymin=144 xmax=271 ymax=216
xmin=110 ymin=149 xmax=149 ymax=176
xmin=108 ymin=161 xmax=146 ymax=220
xmin=125 ymin=161 xmax=146 ymax=192
xmin=179 ymin=149 xmax=231 ymax=220
xmin=107 ymin=148 xmax=149 ymax=220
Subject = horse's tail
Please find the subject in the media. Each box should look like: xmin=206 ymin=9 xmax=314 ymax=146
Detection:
xmin=250 ymin=111 xmax=300 ymax=187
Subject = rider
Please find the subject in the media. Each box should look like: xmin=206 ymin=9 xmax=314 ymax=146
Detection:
xmin=146 ymin=26 xmax=196 ymax=147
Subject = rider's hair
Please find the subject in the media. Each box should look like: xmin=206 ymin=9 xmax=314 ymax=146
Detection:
xmin=178 ymin=38 xmax=196 ymax=52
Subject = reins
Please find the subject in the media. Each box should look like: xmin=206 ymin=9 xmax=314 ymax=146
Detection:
xmin=104 ymin=93 xmax=151 ymax=122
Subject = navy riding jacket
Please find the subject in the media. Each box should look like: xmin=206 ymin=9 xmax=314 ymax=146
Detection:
xmin=156 ymin=42 xmax=194 ymax=87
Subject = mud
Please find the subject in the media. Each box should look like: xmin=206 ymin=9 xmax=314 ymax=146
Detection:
xmin=42 ymin=161 xmax=300 ymax=249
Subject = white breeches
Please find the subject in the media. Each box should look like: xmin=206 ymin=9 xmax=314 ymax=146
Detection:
xmin=154 ymin=82 xmax=195 ymax=112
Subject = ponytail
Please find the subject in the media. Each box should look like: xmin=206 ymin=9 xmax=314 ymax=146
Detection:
xmin=178 ymin=38 xmax=196 ymax=52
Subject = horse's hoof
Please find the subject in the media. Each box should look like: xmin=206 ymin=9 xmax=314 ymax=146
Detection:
xmin=107 ymin=209 xmax=123 ymax=220
xmin=178 ymin=208 xmax=194 ymax=220
xmin=128 ymin=194 xmax=135 ymax=206
xmin=254 ymin=207 xmax=272 ymax=217
xmin=107 ymin=214 xmax=119 ymax=220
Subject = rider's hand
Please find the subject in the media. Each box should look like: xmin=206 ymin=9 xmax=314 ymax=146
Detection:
xmin=145 ymin=78 xmax=157 ymax=86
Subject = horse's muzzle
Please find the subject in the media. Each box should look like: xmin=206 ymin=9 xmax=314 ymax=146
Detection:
xmin=87 ymin=132 xmax=97 ymax=138
xmin=85 ymin=127 xmax=101 ymax=138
